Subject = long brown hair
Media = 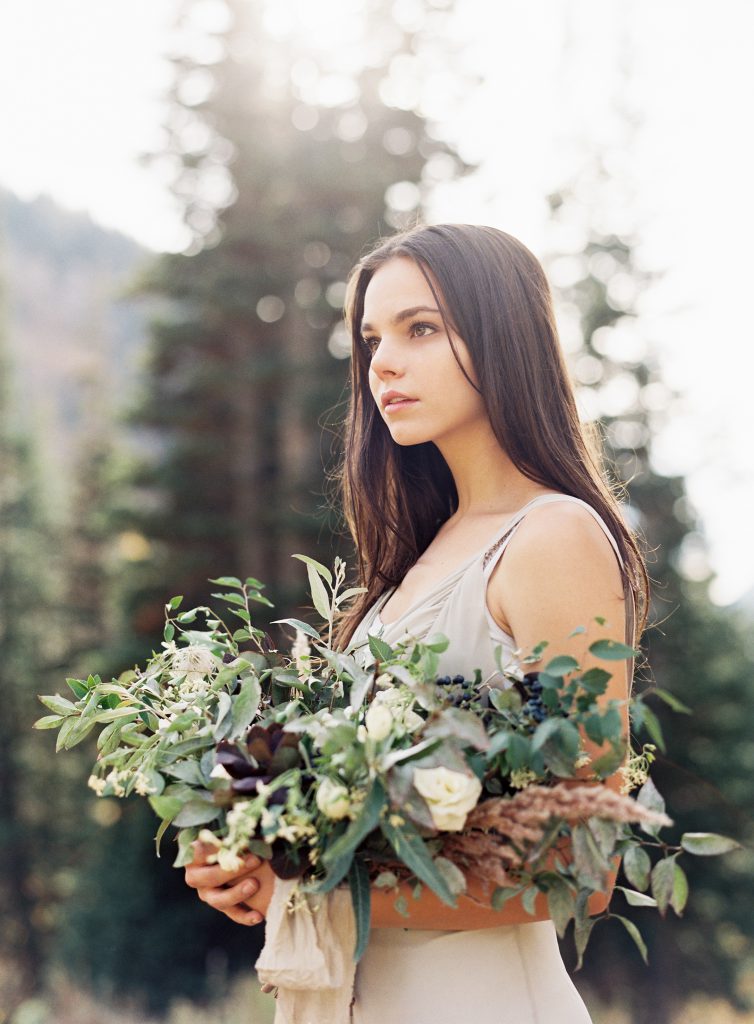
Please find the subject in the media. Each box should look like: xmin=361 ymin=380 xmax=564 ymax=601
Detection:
xmin=335 ymin=223 xmax=649 ymax=647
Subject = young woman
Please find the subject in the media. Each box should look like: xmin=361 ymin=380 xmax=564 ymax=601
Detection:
xmin=185 ymin=224 xmax=649 ymax=1023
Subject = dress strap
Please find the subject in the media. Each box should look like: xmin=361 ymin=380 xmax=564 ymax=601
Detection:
xmin=482 ymin=494 xmax=623 ymax=576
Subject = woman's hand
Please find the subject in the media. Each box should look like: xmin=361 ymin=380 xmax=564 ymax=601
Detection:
xmin=184 ymin=842 xmax=276 ymax=926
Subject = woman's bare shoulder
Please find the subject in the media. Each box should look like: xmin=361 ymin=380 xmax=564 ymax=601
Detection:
xmin=487 ymin=499 xmax=625 ymax=646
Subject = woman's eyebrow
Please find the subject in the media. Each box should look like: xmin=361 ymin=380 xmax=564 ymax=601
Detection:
xmin=360 ymin=305 xmax=441 ymax=333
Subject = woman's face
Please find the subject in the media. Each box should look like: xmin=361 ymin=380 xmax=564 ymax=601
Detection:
xmin=361 ymin=257 xmax=488 ymax=449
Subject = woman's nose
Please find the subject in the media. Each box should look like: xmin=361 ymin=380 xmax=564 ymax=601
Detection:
xmin=369 ymin=335 xmax=404 ymax=379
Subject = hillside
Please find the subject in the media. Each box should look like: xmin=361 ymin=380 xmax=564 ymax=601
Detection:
xmin=0 ymin=188 xmax=151 ymax=510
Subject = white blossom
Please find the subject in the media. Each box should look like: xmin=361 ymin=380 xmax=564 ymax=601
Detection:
xmin=315 ymin=778 xmax=352 ymax=820
xmin=365 ymin=701 xmax=394 ymax=742
xmin=88 ymin=775 xmax=106 ymax=796
xmin=413 ymin=766 xmax=482 ymax=832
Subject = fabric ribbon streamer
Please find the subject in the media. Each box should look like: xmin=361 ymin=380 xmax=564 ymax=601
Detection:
xmin=255 ymin=877 xmax=357 ymax=1024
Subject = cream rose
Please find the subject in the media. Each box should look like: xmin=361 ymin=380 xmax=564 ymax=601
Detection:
xmin=412 ymin=766 xmax=482 ymax=832
xmin=365 ymin=701 xmax=394 ymax=741
xmin=316 ymin=778 xmax=352 ymax=820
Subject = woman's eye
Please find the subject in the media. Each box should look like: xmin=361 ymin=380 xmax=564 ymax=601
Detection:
xmin=361 ymin=335 xmax=379 ymax=355
xmin=410 ymin=322 xmax=435 ymax=338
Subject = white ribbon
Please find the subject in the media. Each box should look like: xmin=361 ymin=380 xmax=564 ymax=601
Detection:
xmin=255 ymin=877 xmax=357 ymax=1024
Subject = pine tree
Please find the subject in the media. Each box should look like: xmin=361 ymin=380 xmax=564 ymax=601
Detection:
xmin=127 ymin=0 xmax=466 ymax=643
xmin=0 ymin=259 xmax=56 ymax=1008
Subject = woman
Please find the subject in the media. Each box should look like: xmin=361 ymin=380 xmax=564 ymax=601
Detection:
xmin=185 ymin=224 xmax=649 ymax=1023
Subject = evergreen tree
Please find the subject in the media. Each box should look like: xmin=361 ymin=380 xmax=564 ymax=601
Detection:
xmin=127 ymin=0 xmax=466 ymax=643
xmin=545 ymin=168 xmax=754 ymax=1021
xmin=0 ymin=259 xmax=58 ymax=1008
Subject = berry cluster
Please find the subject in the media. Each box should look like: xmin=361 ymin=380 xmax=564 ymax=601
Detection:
xmin=435 ymin=673 xmax=474 ymax=708
xmin=521 ymin=671 xmax=547 ymax=723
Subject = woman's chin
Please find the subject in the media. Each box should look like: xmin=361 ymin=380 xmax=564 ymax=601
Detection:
xmin=385 ymin=426 xmax=433 ymax=447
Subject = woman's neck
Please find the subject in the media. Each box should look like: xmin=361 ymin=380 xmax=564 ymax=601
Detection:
xmin=436 ymin=421 xmax=554 ymax=519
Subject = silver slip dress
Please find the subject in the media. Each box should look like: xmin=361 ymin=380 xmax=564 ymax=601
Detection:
xmin=347 ymin=493 xmax=635 ymax=1024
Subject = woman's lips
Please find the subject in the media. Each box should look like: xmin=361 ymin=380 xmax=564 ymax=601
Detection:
xmin=383 ymin=398 xmax=418 ymax=414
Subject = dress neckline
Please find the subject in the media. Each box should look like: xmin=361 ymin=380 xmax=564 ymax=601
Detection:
xmin=376 ymin=492 xmax=565 ymax=629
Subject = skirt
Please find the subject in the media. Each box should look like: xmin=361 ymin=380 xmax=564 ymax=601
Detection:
xmin=352 ymin=921 xmax=593 ymax=1024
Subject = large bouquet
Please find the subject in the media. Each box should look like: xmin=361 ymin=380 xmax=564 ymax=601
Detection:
xmin=36 ymin=556 xmax=738 ymax=981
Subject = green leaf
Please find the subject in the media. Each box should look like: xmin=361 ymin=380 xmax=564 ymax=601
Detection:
xmin=291 ymin=554 xmax=333 ymax=586
xmin=306 ymin=563 xmax=331 ymax=622
xmin=615 ymin=885 xmax=657 ymax=908
xmin=521 ymin=884 xmax=539 ymax=916
xmin=62 ymin=717 xmax=96 ymax=750
xmin=172 ymin=800 xmax=221 ymax=828
xmin=636 ymin=777 xmax=666 ymax=836
xmin=272 ymin=617 xmax=321 ymax=640
xmin=613 ymin=914 xmax=649 ymax=964
xmin=432 ymin=856 xmax=467 ymax=897
xmin=39 ymin=694 xmax=78 ymax=717
xmin=322 ymin=782 xmax=386 ymax=867
xmin=212 ymin=692 xmax=233 ymax=740
xmin=648 ymin=687 xmax=692 ymax=715
xmin=544 ymin=655 xmax=580 ymax=677
xmin=149 ymin=795 xmax=183 ymax=821
xmin=368 ymin=634 xmax=394 ymax=663
xmin=423 ymin=633 xmax=450 ymax=653
xmin=33 ymin=714 xmax=67 ymax=730
xmin=166 ymin=711 xmax=199 ymax=733
xmin=622 ymin=844 xmax=651 ymax=891
xmin=229 ymin=677 xmax=262 ymax=739
xmin=638 ymin=705 xmax=666 ymax=752
xmin=211 ymin=591 xmax=247 ymax=607
xmin=492 ymin=885 xmax=525 ymax=910
xmin=578 ymin=667 xmax=612 ymax=694
xmin=671 ymin=862 xmax=689 ymax=915
xmin=66 ymin=678 xmax=89 ymax=699
xmin=208 ymin=576 xmax=244 ymax=589
xmin=232 ymin=629 xmax=252 ymax=641
xmin=680 ymin=832 xmax=742 ymax=856
xmin=154 ymin=815 xmax=173 ymax=856
xmin=589 ymin=740 xmax=628 ymax=779
xmin=380 ymin=816 xmax=456 ymax=907
xmin=177 ymin=609 xmax=199 ymax=624
xmin=574 ymin=914 xmax=596 ymax=970
xmin=164 ymin=622 xmax=175 ymax=641
xmin=588 ymin=639 xmax=638 ymax=661
xmin=572 ymin=823 xmax=611 ymax=890
xmin=650 ymin=855 xmax=676 ymax=915
xmin=229 ymin=607 xmax=251 ymax=625
xmin=173 ymin=827 xmax=200 ymax=867
xmin=348 ymin=857 xmax=372 ymax=962
xmin=546 ymin=878 xmax=575 ymax=938
xmin=168 ymin=595 xmax=184 ymax=610
xmin=424 ymin=707 xmax=490 ymax=751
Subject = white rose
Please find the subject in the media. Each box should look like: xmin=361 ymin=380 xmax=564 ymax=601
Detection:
xmin=316 ymin=778 xmax=352 ymax=820
xmin=172 ymin=645 xmax=219 ymax=676
xmin=372 ymin=688 xmax=422 ymax=734
xmin=412 ymin=766 xmax=482 ymax=832
xmin=365 ymin=701 xmax=394 ymax=741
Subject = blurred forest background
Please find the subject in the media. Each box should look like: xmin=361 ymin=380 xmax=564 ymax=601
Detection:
xmin=1 ymin=1 xmax=753 ymax=1022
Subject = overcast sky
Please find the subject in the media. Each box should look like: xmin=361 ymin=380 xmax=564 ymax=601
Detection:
xmin=1 ymin=0 xmax=752 ymax=604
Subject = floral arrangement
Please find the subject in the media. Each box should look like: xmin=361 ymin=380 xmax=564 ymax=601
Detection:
xmin=35 ymin=555 xmax=739 ymax=967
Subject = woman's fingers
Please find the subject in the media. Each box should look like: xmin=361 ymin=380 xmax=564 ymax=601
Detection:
xmin=198 ymin=874 xmax=260 ymax=911
xmin=185 ymin=853 xmax=261 ymax=890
